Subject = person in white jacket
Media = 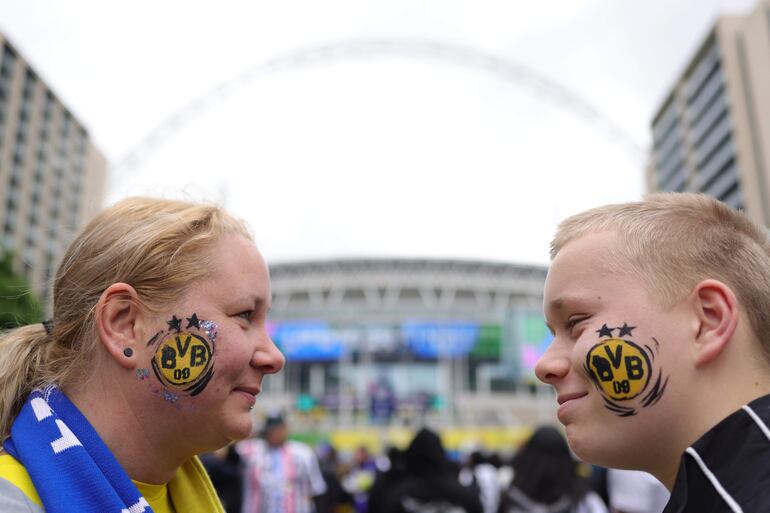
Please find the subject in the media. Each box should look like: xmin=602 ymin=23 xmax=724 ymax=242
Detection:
xmin=606 ymin=469 xmax=669 ymax=513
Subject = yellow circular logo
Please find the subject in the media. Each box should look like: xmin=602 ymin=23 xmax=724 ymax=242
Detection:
xmin=586 ymin=338 xmax=651 ymax=401
xmin=151 ymin=332 xmax=213 ymax=395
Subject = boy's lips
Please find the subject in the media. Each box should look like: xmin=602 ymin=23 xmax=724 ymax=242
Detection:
xmin=557 ymin=391 xmax=588 ymax=423
xmin=557 ymin=391 xmax=588 ymax=405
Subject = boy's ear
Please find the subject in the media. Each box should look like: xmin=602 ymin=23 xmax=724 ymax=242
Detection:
xmin=95 ymin=283 xmax=144 ymax=370
xmin=691 ymin=279 xmax=739 ymax=367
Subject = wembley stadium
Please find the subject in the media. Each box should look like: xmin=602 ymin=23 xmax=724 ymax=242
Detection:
xmin=257 ymin=258 xmax=558 ymax=451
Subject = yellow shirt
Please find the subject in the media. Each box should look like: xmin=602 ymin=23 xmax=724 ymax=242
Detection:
xmin=0 ymin=453 xmax=224 ymax=513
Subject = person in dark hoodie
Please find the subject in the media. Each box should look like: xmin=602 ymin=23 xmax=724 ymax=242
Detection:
xmin=382 ymin=428 xmax=483 ymax=513
xmin=498 ymin=426 xmax=607 ymax=513
xmin=366 ymin=446 xmax=406 ymax=513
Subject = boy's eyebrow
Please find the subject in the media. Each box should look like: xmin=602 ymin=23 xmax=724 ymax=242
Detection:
xmin=546 ymin=293 xmax=595 ymax=313
xmin=548 ymin=297 xmax=565 ymax=311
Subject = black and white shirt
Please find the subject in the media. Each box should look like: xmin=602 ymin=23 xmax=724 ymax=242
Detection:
xmin=664 ymin=393 xmax=770 ymax=513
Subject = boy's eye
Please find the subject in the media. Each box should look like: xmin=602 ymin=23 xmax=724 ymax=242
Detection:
xmin=237 ymin=310 xmax=253 ymax=321
xmin=566 ymin=315 xmax=590 ymax=332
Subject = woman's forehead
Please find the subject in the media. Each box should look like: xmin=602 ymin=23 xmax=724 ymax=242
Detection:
xmin=188 ymin=236 xmax=270 ymax=301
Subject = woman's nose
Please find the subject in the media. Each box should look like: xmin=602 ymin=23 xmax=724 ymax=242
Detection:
xmin=252 ymin=334 xmax=285 ymax=374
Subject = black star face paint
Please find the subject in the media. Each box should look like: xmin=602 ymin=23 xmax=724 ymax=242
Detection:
xmin=145 ymin=314 xmax=219 ymax=402
xmin=584 ymin=323 xmax=669 ymax=417
xmin=167 ymin=315 xmax=183 ymax=333
xmin=186 ymin=313 xmax=201 ymax=330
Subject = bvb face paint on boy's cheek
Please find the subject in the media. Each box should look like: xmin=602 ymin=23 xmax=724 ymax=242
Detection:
xmin=584 ymin=323 xmax=669 ymax=417
xmin=144 ymin=314 xmax=219 ymax=401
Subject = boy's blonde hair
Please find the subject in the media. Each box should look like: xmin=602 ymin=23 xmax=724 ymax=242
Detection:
xmin=0 ymin=197 xmax=252 ymax=441
xmin=551 ymin=193 xmax=770 ymax=361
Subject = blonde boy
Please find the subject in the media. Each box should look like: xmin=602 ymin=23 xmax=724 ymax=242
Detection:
xmin=536 ymin=193 xmax=770 ymax=512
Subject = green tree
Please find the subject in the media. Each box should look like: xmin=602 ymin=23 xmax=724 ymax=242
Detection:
xmin=0 ymin=249 xmax=43 ymax=330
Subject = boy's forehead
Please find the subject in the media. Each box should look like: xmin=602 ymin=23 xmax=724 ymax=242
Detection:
xmin=549 ymin=232 xmax=618 ymax=279
xmin=545 ymin=232 xmax=627 ymax=305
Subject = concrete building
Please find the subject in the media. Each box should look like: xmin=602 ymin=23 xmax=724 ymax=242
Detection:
xmin=260 ymin=258 xmax=556 ymax=430
xmin=648 ymin=0 xmax=770 ymax=226
xmin=0 ymin=33 xmax=105 ymax=299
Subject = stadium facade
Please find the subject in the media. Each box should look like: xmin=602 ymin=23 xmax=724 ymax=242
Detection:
xmin=261 ymin=258 xmax=556 ymax=430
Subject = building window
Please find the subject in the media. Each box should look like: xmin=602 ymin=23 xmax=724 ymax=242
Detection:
xmin=25 ymin=229 xmax=36 ymax=248
xmin=687 ymin=66 xmax=725 ymax=124
xmin=30 ymin=182 xmax=42 ymax=207
xmin=43 ymin=91 xmax=54 ymax=120
xmin=697 ymin=138 xmax=735 ymax=188
xmin=703 ymin=161 xmax=740 ymax=200
xmin=0 ymin=43 xmax=16 ymax=78
xmin=13 ymin=143 xmax=25 ymax=165
xmin=3 ymin=220 xmax=13 ymax=237
xmin=685 ymin=42 xmax=720 ymax=102
xmin=60 ymin=110 xmax=71 ymax=139
xmin=694 ymin=115 xmax=732 ymax=168
xmin=689 ymin=94 xmax=729 ymax=147
xmin=719 ymin=182 xmax=744 ymax=210
xmin=8 ymin=164 xmax=22 ymax=188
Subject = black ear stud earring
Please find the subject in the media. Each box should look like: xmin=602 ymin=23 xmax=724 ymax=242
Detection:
xmin=123 ymin=347 xmax=134 ymax=357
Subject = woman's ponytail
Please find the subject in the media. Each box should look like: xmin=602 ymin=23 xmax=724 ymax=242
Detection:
xmin=0 ymin=323 xmax=53 ymax=442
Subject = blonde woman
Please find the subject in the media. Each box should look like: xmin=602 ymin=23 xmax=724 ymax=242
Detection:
xmin=0 ymin=197 xmax=285 ymax=513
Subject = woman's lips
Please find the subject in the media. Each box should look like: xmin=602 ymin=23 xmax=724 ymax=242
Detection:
xmin=234 ymin=386 xmax=260 ymax=406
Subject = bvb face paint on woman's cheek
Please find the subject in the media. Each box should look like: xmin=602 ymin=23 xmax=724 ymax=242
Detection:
xmin=583 ymin=322 xmax=669 ymax=417
xmin=142 ymin=313 xmax=219 ymax=404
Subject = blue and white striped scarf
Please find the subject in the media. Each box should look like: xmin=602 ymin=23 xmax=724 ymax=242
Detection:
xmin=3 ymin=386 xmax=152 ymax=513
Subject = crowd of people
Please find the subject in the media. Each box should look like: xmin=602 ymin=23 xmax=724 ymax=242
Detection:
xmin=202 ymin=415 xmax=669 ymax=513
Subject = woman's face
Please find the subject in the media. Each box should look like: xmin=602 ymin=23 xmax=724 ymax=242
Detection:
xmin=134 ymin=234 xmax=285 ymax=451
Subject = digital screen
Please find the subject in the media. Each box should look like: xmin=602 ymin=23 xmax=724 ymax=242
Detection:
xmin=401 ymin=321 xmax=480 ymax=358
xmin=517 ymin=312 xmax=553 ymax=377
xmin=271 ymin=321 xmax=346 ymax=361
xmin=269 ymin=320 xmax=503 ymax=361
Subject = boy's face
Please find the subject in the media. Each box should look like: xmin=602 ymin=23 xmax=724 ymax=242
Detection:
xmin=537 ymin=231 xmax=693 ymax=472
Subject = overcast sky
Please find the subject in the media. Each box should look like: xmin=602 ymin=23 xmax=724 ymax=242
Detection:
xmin=0 ymin=0 xmax=759 ymax=266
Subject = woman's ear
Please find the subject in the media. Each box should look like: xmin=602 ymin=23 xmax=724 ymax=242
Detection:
xmin=95 ymin=283 xmax=144 ymax=370
xmin=691 ymin=279 xmax=739 ymax=367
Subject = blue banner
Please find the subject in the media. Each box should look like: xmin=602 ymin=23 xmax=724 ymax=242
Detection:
xmin=401 ymin=322 xmax=480 ymax=358
xmin=272 ymin=322 xmax=346 ymax=361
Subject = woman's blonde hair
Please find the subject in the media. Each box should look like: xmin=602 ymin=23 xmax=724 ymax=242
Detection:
xmin=551 ymin=192 xmax=770 ymax=361
xmin=0 ymin=197 xmax=252 ymax=441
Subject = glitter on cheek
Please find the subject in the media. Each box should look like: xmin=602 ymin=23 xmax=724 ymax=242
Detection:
xmin=162 ymin=389 xmax=179 ymax=404
xmin=200 ymin=319 xmax=219 ymax=345
xmin=139 ymin=380 xmax=196 ymax=410
xmin=136 ymin=368 xmax=150 ymax=380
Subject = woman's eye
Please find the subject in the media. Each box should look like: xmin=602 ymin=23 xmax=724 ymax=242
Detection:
xmin=237 ymin=310 xmax=253 ymax=321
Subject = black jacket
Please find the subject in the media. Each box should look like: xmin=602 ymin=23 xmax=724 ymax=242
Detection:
xmin=381 ymin=429 xmax=482 ymax=513
xmin=664 ymin=394 xmax=770 ymax=512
